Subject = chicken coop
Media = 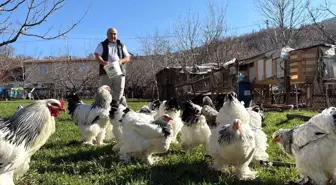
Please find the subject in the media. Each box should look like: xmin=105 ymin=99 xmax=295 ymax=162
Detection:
xmin=237 ymin=47 xmax=294 ymax=105
xmin=288 ymin=44 xmax=336 ymax=108
xmin=156 ymin=63 xmax=234 ymax=106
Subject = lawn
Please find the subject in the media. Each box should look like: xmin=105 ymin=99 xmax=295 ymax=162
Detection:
xmin=0 ymin=100 xmax=319 ymax=185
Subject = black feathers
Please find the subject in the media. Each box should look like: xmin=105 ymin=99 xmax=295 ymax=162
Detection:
xmin=181 ymin=100 xmax=201 ymax=126
xmin=123 ymin=108 xmax=131 ymax=113
xmin=218 ymin=124 xmax=234 ymax=145
xmin=109 ymin=100 xmax=120 ymax=119
xmin=138 ymin=107 xmax=152 ymax=114
xmin=149 ymin=100 xmax=161 ymax=110
xmin=119 ymin=107 xmax=131 ymax=122
xmin=226 ymin=92 xmax=238 ymax=102
xmin=66 ymin=94 xmax=82 ymax=116
xmin=165 ymin=97 xmax=180 ymax=111
xmin=152 ymin=119 xmax=172 ymax=138
xmin=91 ymin=116 xmax=100 ymax=124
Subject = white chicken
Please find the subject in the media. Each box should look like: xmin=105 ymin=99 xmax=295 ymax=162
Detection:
xmin=66 ymin=85 xmax=112 ymax=146
xmin=180 ymin=100 xmax=211 ymax=151
xmin=109 ymin=100 xmax=157 ymax=152
xmin=154 ymin=97 xmax=183 ymax=144
xmin=118 ymin=108 xmax=173 ymax=164
xmin=0 ymin=99 xmax=65 ymax=185
xmin=216 ymin=92 xmax=269 ymax=163
xmin=272 ymin=107 xmax=336 ymax=185
xmin=209 ymin=119 xmax=257 ymax=180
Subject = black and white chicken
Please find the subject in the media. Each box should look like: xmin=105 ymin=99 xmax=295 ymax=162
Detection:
xmin=109 ymin=99 xmax=158 ymax=152
xmin=118 ymin=108 xmax=173 ymax=164
xmin=137 ymin=99 xmax=161 ymax=116
xmin=105 ymin=96 xmax=128 ymax=142
xmin=216 ymin=92 xmax=269 ymax=163
xmin=180 ymin=100 xmax=211 ymax=151
xmin=154 ymin=97 xmax=183 ymax=144
xmin=0 ymin=99 xmax=65 ymax=185
xmin=272 ymin=107 xmax=336 ymax=185
xmin=209 ymin=119 xmax=257 ymax=180
xmin=66 ymin=85 xmax=112 ymax=146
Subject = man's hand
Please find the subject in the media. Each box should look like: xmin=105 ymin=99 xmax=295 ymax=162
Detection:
xmin=101 ymin=61 xmax=109 ymax=66
xmin=94 ymin=53 xmax=109 ymax=66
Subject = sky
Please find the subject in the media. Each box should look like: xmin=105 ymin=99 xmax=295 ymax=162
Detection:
xmin=6 ymin=0 xmax=336 ymax=58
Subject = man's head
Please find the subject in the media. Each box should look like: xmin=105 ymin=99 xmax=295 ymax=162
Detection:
xmin=106 ymin=28 xmax=118 ymax=43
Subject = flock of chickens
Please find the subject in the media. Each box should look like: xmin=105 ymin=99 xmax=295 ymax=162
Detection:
xmin=1 ymin=84 xmax=336 ymax=185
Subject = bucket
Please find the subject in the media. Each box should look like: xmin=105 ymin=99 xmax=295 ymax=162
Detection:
xmin=104 ymin=61 xmax=122 ymax=79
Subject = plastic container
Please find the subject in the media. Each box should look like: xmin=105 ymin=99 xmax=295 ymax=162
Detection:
xmin=103 ymin=61 xmax=122 ymax=79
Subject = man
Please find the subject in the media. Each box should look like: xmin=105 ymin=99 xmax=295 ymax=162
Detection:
xmin=94 ymin=28 xmax=131 ymax=108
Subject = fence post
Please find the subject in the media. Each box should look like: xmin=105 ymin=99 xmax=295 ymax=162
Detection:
xmin=326 ymin=84 xmax=330 ymax=107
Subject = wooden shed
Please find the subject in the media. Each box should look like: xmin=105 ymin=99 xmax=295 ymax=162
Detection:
xmin=238 ymin=47 xmax=293 ymax=85
xmin=289 ymin=43 xmax=336 ymax=84
xmin=155 ymin=63 xmax=233 ymax=104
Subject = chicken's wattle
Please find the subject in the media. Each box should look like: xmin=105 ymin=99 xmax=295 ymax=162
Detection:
xmin=48 ymin=107 xmax=60 ymax=117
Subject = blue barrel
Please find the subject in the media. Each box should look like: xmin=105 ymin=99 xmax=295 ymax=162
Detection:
xmin=237 ymin=82 xmax=252 ymax=107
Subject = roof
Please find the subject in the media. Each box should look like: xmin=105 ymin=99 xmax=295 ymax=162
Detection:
xmin=292 ymin=43 xmax=336 ymax=51
xmin=24 ymin=57 xmax=96 ymax=63
xmin=239 ymin=47 xmax=294 ymax=65
xmin=157 ymin=63 xmax=222 ymax=75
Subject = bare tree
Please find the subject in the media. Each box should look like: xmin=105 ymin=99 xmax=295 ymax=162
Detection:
xmin=138 ymin=30 xmax=173 ymax=99
xmin=0 ymin=45 xmax=15 ymax=57
xmin=173 ymin=9 xmax=202 ymax=66
xmin=306 ymin=0 xmax=336 ymax=44
xmin=8 ymin=55 xmax=35 ymax=83
xmin=201 ymin=0 xmax=231 ymax=66
xmin=125 ymin=57 xmax=152 ymax=99
xmin=255 ymin=0 xmax=309 ymax=47
xmin=0 ymin=0 xmax=91 ymax=47
xmin=51 ymin=61 xmax=98 ymax=93
xmin=0 ymin=56 xmax=15 ymax=83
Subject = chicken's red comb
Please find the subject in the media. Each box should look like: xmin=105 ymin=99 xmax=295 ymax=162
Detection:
xmin=60 ymin=99 xmax=65 ymax=108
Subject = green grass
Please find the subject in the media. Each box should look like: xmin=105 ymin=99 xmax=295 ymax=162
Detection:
xmin=0 ymin=100 xmax=318 ymax=185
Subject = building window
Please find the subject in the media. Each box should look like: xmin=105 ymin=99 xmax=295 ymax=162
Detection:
xmin=39 ymin=65 xmax=48 ymax=74
xmin=79 ymin=64 xmax=89 ymax=72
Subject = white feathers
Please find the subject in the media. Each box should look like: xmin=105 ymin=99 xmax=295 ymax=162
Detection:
xmin=216 ymin=95 xmax=250 ymax=125
xmin=180 ymin=100 xmax=211 ymax=151
xmin=0 ymin=99 xmax=60 ymax=183
xmin=209 ymin=119 xmax=257 ymax=180
xmin=155 ymin=99 xmax=183 ymax=144
xmin=180 ymin=115 xmax=211 ymax=151
xmin=118 ymin=109 xmax=173 ymax=164
xmin=273 ymin=107 xmax=336 ymax=185
xmin=67 ymin=86 xmax=112 ymax=146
